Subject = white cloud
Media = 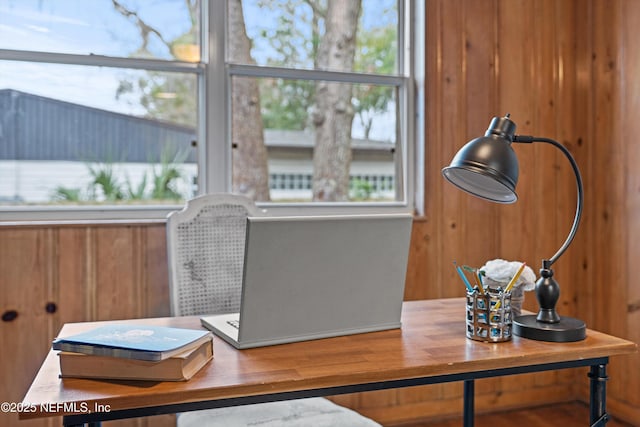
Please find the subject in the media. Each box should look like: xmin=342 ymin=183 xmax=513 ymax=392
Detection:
xmin=25 ymin=24 xmax=50 ymax=33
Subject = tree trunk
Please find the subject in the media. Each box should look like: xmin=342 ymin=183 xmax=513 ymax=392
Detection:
xmin=312 ymin=0 xmax=361 ymax=201
xmin=228 ymin=0 xmax=271 ymax=201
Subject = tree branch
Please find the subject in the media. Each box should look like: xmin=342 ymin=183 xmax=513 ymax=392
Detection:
xmin=304 ymin=0 xmax=327 ymax=19
xmin=111 ymin=0 xmax=170 ymax=51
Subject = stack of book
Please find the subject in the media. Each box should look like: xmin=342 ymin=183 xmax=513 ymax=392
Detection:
xmin=52 ymin=324 xmax=214 ymax=381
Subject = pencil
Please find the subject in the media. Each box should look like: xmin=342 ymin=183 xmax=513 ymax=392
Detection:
xmin=463 ymin=265 xmax=483 ymax=294
xmin=476 ymin=270 xmax=485 ymax=294
xmin=454 ymin=262 xmax=474 ymax=292
xmin=505 ymin=262 xmax=526 ymax=293
xmin=494 ymin=262 xmax=526 ymax=310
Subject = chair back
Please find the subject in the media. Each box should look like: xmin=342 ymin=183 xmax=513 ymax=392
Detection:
xmin=166 ymin=193 xmax=259 ymax=316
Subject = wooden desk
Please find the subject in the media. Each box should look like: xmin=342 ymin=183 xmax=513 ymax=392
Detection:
xmin=20 ymin=299 xmax=637 ymax=427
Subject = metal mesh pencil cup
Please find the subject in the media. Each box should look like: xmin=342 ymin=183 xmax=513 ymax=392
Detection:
xmin=466 ymin=287 xmax=513 ymax=342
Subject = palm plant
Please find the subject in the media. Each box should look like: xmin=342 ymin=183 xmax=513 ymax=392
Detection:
xmin=51 ymin=186 xmax=83 ymax=202
xmin=150 ymin=148 xmax=188 ymax=200
xmin=87 ymin=163 xmax=124 ymax=201
xmin=125 ymin=173 xmax=148 ymax=200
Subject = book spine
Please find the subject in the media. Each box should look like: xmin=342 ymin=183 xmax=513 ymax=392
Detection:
xmin=51 ymin=342 xmax=162 ymax=361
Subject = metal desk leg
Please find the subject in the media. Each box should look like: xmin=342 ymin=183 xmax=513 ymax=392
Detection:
xmin=463 ymin=379 xmax=474 ymax=427
xmin=63 ymin=421 xmax=101 ymax=427
xmin=588 ymin=363 xmax=609 ymax=427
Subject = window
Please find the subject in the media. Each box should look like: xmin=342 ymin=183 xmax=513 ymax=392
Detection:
xmin=0 ymin=0 xmax=419 ymax=221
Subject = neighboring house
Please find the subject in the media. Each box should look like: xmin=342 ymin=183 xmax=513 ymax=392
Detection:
xmin=264 ymin=129 xmax=396 ymax=200
xmin=0 ymin=89 xmax=395 ymax=202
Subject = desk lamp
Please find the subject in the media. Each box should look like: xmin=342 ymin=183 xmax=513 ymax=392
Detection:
xmin=442 ymin=114 xmax=586 ymax=342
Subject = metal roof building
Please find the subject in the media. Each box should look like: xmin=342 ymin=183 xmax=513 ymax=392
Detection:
xmin=0 ymin=89 xmax=197 ymax=163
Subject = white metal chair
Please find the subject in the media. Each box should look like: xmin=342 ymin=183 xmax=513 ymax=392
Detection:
xmin=166 ymin=193 xmax=381 ymax=427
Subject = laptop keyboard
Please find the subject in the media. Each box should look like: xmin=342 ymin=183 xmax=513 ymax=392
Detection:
xmin=226 ymin=319 xmax=240 ymax=330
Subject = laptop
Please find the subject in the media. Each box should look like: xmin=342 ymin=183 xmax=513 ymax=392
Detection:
xmin=200 ymin=213 xmax=413 ymax=349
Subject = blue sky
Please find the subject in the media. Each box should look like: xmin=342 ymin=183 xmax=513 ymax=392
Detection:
xmin=0 ymin=0 xmax=396 ymax=59
xmin=0 ymin=0 xmax=191 ymax=57
xmin=0 ymin=0 xmax=397 ymax=138
xmin=0 ymin=0 xmax=195 ymax=115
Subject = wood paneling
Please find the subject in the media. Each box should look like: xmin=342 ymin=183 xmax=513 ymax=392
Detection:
xmin=621 ymin=0 xmax=640 ymax=417
xmin=398 ymin=0 xmax=639 ymax=423
xmin=2 ymin=0 xmax=640 ymax=425
xmin=0 ymin=225 xmax=172 ymax=427
xmin=0 ymin=229 xmax=53 ymax=427
xmin=418 ymin=0 xmax=640 ymax=424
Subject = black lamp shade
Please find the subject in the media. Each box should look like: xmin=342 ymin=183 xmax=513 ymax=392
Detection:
xmin=442 ymin=115 xmax=520 ymax=204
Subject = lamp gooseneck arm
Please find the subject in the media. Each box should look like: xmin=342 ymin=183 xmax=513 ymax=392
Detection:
xmin=513 ymin=135 xmax=584 ymax=268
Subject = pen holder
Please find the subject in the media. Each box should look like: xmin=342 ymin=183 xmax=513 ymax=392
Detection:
xmin=466 ymin=287 xmax=512 ymax=342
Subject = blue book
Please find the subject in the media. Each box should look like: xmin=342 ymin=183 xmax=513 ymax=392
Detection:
xmin=52 ymin=324 xmax=213 ymax=361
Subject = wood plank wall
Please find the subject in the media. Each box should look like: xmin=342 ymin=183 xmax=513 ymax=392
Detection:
xmin=399 ymin=1 xmax=640 ymax=425
xmin=0 ymin=225 xmax=174 ymax=427
xmin=1 ymin=1 xmax=639 ymax=426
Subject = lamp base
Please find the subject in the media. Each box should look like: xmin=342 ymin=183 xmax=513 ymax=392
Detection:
xmin=513 ymin=314 xmax=586 ymax=342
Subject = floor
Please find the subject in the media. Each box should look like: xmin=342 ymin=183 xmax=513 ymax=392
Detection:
xmin=398 ymin=402 xmax=635 ymax=427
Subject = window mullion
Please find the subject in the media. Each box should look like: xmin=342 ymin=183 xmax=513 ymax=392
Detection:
xmin=0 ymin=49 xmax=202 ymax=74
xmin=203 ymin=0 xmax=229 ymax=194
xmin=228 ymin=63 xmax=404 ymax=86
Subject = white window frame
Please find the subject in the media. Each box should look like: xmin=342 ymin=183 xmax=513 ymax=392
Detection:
xmin=0 ymin=0 xmax=423 ymax=223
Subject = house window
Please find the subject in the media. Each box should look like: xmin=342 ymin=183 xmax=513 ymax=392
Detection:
xmin=0 ymin=0 xmax=419 ymax=221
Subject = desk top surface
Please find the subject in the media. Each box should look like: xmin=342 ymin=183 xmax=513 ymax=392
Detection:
xmin=20 ymin=298 xmax=637 ymax=419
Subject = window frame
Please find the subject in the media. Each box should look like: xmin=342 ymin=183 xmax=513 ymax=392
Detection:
xmin=0 ymin=0 xmax=422 ymax=222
